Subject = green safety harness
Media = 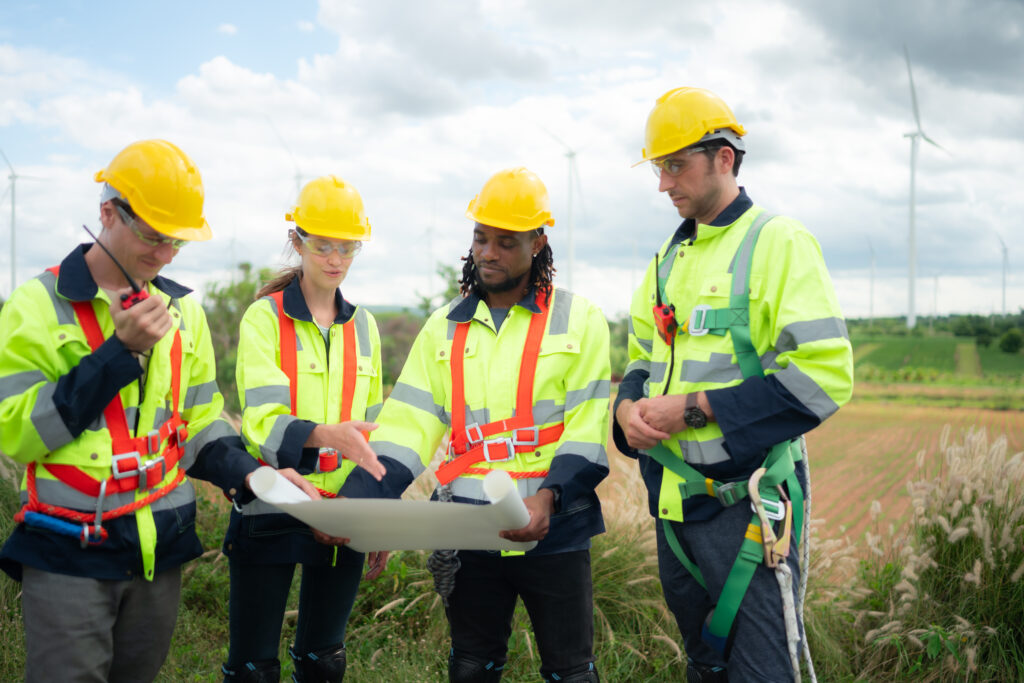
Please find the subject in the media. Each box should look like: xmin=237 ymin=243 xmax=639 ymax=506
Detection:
xmin=647 ymin=210 xmax=805 ymax=655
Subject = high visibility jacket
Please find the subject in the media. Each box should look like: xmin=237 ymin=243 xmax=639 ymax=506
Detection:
xmin=0 ymin=244 xmax=256 ymax=581
xmin=344 ymin=287 xmax=610 ymax=555
xmin=224 ymin=276 xmax=382 ymax=563
xmin=615 ymin=190 xmax=853 ymax=522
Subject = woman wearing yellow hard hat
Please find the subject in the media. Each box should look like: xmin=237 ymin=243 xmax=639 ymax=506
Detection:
xmin=222 ymin=175 xmax=387 ymax=681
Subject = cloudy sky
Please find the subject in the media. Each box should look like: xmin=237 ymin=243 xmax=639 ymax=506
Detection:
xmin=1 ymin=0 xmax=1021 ymax=321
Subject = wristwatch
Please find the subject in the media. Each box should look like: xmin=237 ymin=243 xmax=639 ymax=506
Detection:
xmin=683 ymin=392 xmax=708 ymax=429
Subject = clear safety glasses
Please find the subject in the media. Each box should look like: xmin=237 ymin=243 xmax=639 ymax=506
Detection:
xmin=114 ymin=201 xmax=188 ymax=249
xmin=292 ymin=229 xmax=363 ymax=258
xmin=650 ymin=146 xmax=707 ymax=178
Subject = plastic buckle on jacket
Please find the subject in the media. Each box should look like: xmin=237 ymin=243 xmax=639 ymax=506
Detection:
xmin=483 ymin=438 xmax=515 ymax=463
xmin=111 ymin=452 xmax=143 ymax=479
xmin=714 ymin=481 xmax=744 ymax=506
xmin=512 ymin=427 xmax=540 ymax=447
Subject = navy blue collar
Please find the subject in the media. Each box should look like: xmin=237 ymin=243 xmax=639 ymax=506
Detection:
xmin=56 ymin=243 xmax=192 ymax=302
xmin=281 ymin=273 xmax=356 ymax=325
xmin=446 ymin=286 xmax=542 ymax=323
xmin=665 ymin=187 xmax=753 ymax=252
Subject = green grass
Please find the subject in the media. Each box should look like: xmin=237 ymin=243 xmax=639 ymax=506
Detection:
xmin=852 ymin=335 xmax=959 ymax=372
xmin=977 ymin=343 xmax=1024 ymax=376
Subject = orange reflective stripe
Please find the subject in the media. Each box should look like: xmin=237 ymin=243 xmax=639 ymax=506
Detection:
xmin=340 ymin=319 xmax=356 ymax=422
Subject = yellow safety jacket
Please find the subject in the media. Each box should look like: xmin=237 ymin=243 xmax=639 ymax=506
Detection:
xmin=0 ymin=245 xmax=247 ymax=581
xmin=627 ymin=202 xmax=853 ymax=522
xmin=356 ymin=287 xmax=610 ymax=554
xmin=234 ymin=278 xmax=382 ymax=501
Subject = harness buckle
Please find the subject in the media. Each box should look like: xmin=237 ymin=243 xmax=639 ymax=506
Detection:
xmin=688 ymin=304 xmax=712 ymax=336
xmin=753 ymin=496 xmax=786 ymax=521
xmin=174 ymin=424 xmax=188 ymax=447
xmin=482 ymin=438 xmax=515 ymax=463
xmin=111 ymin=452 xmax=143 ymax=479
xmin=464 ymin=423 xmax=484 ymax=447
xmin=512 ymin=427 xmax=540 ymax=447
xmin=139 ymin=456 xmax=166 ymax=491
xmin=714 ymin=481 xmax=744 ymax=506
xmin=146 ymin=430 xmax=161 ymax=454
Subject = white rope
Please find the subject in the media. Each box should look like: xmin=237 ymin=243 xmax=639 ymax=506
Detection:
xmin=775 ymin=562 xmax=802 ymax=680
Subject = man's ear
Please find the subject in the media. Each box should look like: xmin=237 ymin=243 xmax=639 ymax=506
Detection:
xmin=716 ymin=146 xmax=735 ymax=175
xmin=99 ymin=200 xmax=116 ymax=230
xmin=532 ymin=232 xmax=548 ymax=256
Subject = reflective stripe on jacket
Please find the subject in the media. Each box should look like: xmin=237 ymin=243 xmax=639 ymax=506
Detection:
xmin=0 ymin=245 xmax=245 ymax=580
xmin=357 ymin=287 xmax=610 ymax=555
xmin=627 ymin=202 xmax=853 ymax=522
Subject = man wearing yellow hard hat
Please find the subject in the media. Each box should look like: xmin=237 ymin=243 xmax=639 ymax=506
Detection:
xmin=613 ymin=88 xmax=853 ymax=681
xmin=343 ymin=168 xmax=611 ymax=682
xmin=0 ymin=139 xmax=319 ymax=682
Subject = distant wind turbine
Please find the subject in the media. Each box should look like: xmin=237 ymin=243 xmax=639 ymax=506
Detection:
xmin=540 ymin=126 xmax=585 ymax=292
xmin=1 ymin=148 xmax=45 ymax=295
xmin=995 ymin=233 xmax=1008 ymax=317
xmin=903 ymin=45 xmax=947 ymax=329
xmin=265 ymin=116 xmax=307 ymax=196
xmin=867 ymin=236 xmax=876 ymax=327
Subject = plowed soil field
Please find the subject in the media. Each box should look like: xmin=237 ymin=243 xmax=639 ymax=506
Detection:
xmin=604 ymin=401 xmax=1024 ymax=542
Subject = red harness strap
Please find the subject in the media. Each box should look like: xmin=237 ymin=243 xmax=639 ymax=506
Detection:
xmin=270 ymin=291 xmax=359 ymax=495
xmin=15 ymin=267 xmax=189 ymax=543
xmin=435 ymin=292 xmax=564 ymax=485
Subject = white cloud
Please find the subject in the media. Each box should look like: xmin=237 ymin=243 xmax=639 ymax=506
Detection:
xmin=218 ymin=23 xmax=238 ymax=36
xmin=0 ymin=0 xmax=1021 ymax=320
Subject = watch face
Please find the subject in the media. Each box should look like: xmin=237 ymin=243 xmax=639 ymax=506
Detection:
xmin=684 ymin=407 xmax=708 ymax=429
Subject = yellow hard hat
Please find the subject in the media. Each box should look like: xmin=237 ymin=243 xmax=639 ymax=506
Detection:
xmin=466 ymin=167 xmax=555 ymax=232
xmin=94 ymin=139 xmax=211 ymax=241
xmin=285 ymin=175 xmax=371 ymax=241
xmin=636 ymin=87 xmax=747 ymax=165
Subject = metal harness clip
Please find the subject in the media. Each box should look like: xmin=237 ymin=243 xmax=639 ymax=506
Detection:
xmin=482 ymin=438 xmax=516 ymax=463
xmin=688 ymin=304 xmax=712 ymax=336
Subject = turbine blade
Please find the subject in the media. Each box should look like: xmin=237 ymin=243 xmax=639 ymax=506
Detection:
xmin=0 ymin=147 xmax=14 ymax=174
xmin=904 ymin=45 xmax=923 ymax=132
xmin=921 ymin=133 xmax=950 ymax=156
xmin=537 ymin=123 xmax=571 ymax=152
xmin=0 ymin=183 xmax=10 ymax=204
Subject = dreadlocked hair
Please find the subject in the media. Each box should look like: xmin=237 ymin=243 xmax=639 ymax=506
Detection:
xmin=459 ymin=229 xmax=556 ymax=305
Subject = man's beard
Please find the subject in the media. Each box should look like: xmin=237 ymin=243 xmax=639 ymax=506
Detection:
xmin=476 ymin=268 xmax=528 ymax=294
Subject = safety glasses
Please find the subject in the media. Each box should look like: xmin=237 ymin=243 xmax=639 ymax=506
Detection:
xmin=291 ymin=229 xmax=362 ymax=258
xmin=650 ymin=146 xmax=706 ymax=178
xmin=114 ymin=202 xmax=188 ymax=249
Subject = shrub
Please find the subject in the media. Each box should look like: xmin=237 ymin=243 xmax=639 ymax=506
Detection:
xmin=998 ymin=328 xmax=1022 ymax=354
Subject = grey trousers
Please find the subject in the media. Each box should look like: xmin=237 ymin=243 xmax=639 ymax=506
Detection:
xmin=658 ymin=501 xmax=802 ymax=683
xmin=22 ymin=565 xmax=182 ymax=683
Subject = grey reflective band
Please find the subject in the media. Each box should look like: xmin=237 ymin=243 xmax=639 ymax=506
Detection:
xmin=244 ymin=385 xmax=290 ymax=408
xmin=0 ymin=370 xmax=47 ymax=402
xmin=773 ymin=363 xmax=840 ymax=420
xmin=355 ymin=308 xmax=371 ymax=355
xmin=31 ymin=382 xmax=74 ymax=452
xmin=185 ymin=380 xmax=217 ymax=408
xmin=389 ymin=382 xmax=448 ymax=422
xmin=547 ymin=289 xmax=573 ymax=335
xmin=555 ymin=440 xmax=607 ymax=466
xmin=774 ymin=317 xmax=850 ymax=352
xmin=565 ymin=379 xmax=610 ymax=412
xmin=371 ymin=440 xmax=426 ymax=478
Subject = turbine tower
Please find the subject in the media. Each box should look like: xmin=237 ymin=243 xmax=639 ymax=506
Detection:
xmin=903 ymin=45 xmax=946 ymax=329
xmin=867 ymin=236 xmax=876 ymax=328
xmin=540 ymin=127 xmax=584 ymax=291
xmin=996 ymin=233 xmax=1008 ymax=316
xmin=1 ymin=148 xmax=42 ymax=295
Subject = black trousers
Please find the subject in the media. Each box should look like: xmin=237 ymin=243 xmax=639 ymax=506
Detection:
xmin=446 ymin=549 xmax=596 ymax=679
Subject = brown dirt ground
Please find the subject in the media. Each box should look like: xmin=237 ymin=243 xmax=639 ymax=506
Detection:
xmin=602 ymin=400 xmax=1024 ymax=543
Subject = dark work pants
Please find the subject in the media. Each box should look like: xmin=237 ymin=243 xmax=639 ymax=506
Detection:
xmin=22 ymin=564 xmax=181 ymax=683
xmin=657 ymin=502 xmax=802 ymax=683
xmin=446 ymin=549 xmax=596 ymax=680
xmin=226 ymin=547 xmax=365 ymax=667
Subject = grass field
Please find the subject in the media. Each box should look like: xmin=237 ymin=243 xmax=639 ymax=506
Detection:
xmin=852 ymin=334 xmax=1024 ymax=381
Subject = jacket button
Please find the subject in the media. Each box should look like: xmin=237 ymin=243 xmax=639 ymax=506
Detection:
xmin=662 ymin=508 xmax=669 ymax=515
xmin=710 ymin=285 xmax=717 ymax=292
xmin=310 ymin=363 xmax=316 ymax=369
xmin=566 ymin=343 xmax=573 ymax=350
xmin=439 ymin=351 xmax=446 ymax=357
xmin=228 ymin=488 xmax=237 ymax=496
xmin=90 ymin=453 xmax=99 ymax=460
xmin=534 ymin=450 xmax=541 ymax=457
xmin=58 ymin=333 xmax=66 ymax=340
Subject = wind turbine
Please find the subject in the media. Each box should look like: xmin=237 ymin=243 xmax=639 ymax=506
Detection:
xmin=540 ymin=126 xmax=585 ymax=291
xmin=903 ymin=45 xmax=947 ymax=329
xmin=265 ymin=115 xmax=307 ymax=196
xmin=866 ymin=236 xmax=876 ymax=328
xmin=995 ymin=233 xmax=1008 ymax=317
xmin=1 ymin=148 xmax=44 ymax=295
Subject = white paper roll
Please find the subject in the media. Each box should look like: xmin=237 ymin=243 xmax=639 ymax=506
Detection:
xmin=249 ymin=467 xmax=536 ymax=552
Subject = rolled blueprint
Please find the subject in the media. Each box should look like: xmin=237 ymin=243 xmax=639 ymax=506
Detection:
xmin=250 ymin=468 xmax=537 ymax=552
